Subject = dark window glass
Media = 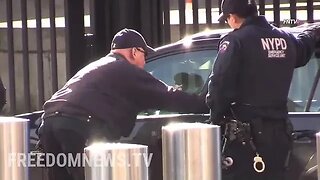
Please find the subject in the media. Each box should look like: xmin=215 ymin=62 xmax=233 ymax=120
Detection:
xmin=288 ymin=56 xmax=320 ymax=112
xmin=145 ymin=50 xmax=218 ymax=94
xmin=142 ymin=50 xmax=217 ymax=115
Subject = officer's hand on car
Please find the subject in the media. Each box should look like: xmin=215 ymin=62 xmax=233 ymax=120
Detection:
xmin=304 ymin=25 xmax=320 ymax=42
xmin=304 ymin=25 xmax=320 ymax=58
xmin=313 ymin=27 xmax=320 ymax=58
xmin=315 ymin=29 xmax=320 ymax=58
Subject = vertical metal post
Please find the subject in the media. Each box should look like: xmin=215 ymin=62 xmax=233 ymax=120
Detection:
xmin=0 ymin=117 xmax=29 ymax=180
xmin=192 ymin=0 xmax=199 ymax=33
xmin=218 ymin=0 xmax=222 ymax=14
xmin=90 ymin=0 xmax=107 ymax=59
xmin=84 ymin=143 xmax=149 ymax=180
xmin=49 ymin=0 xmax=58 ymax=92
xmin=273 ymin=0 xmax=280 ymax=27
xmin=306 ymin=0 xmax=314 ymax=23
xmin=218 ymin=0 xmax=224 ymax=26
xmin=162 ymin=123 xmax=221 ymax=180
xmin=6 ymin=0 xmax=16 ymax=114
xmin=65 ymin=0 xmax=85 ymax=78
xmin=151 ymin=0 xmax=162 ymax=47
xmin=259 ymin=0 xmax=265 ymax=15
xmin=140 ymin=1 xmax=152 ymax=44
xmin=205 ymin=0 xmax=212 ymax=28
xmin=290 ymin=0 xmax=297 ymax=27
xmin=35 ymin=0 xmax=45 ymax=107
xmin=104 ymin=0 xmax=114 ymax=54
xmin=162 ymin=0 xmax=171 ymax=44
xmin=21 ymin=0 xmax=31 ymax=112
xmin=178 ymin=0 xmax=186 ymax=39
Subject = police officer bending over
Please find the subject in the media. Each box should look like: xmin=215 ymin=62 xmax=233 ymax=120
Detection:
xmin=206 ymin=0 xmax=320 ymax=179
xmin=39 ymin=28 xmax=208 ymax=180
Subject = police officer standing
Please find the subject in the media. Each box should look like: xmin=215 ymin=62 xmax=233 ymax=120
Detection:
xmin=40 ymin=28 xmax=208 ymax=180
xmin=206 ymin=0 xmax=320 ymax=179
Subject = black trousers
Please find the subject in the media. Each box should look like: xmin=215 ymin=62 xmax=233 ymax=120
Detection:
xmin=222 ymin=118 xmax=292 ymax=180
xmin=41 ymin=116 xmax=87 ymax=180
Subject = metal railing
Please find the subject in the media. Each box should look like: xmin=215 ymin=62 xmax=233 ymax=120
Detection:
xmin=1 ymin=0 xmax=60 ymax=115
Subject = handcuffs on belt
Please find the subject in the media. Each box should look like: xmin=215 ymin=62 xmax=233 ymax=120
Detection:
xmin=220 ymin=119 xmax=265 ymax=173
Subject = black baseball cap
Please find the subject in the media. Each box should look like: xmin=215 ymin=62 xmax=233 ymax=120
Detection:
xmin=218 ymin=0 xmax=257 ymax=22
xmin=111 ymin=28 xmax=155 ymax=55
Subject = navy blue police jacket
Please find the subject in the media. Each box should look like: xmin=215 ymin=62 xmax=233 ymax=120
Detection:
xmin=206 ymin=16 xmax=316 ymax=122
xmin=43 ymin=53 xmax=208 ymax=139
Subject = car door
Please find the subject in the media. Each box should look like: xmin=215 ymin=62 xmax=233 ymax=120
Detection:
xmin=121 ymin=41 xmax=219 ymax=143
xmin=119 ymin=40 xmax=219 ymax=180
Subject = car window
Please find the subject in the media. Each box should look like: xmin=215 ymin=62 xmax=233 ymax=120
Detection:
xmin=288 ymin=55 xmax=320 ymax=112
xmin=144 ymin=50 xmax=320 ymax=114
xmin=142 ymin=50 xmax=217 ymax=115
xmin=145 ymin=50 xmax=218 ymax=94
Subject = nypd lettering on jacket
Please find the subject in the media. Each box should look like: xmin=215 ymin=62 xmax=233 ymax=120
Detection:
xmin=261 ymin=38 xmax=287 ymax=58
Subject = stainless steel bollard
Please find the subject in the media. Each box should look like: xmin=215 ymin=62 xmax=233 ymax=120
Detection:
xmin=84 ymin=143 xmax=149 ymax=180
xmin=0 ymin=117 xmax=29 ymax=180
xmin=317 ymin=132 xmax=320 ymax=180
xmin=162 ymin=122 xmax=221 ymax=180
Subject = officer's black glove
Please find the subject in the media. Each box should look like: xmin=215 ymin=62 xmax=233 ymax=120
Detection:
xmin=304 ymin=25 xmax=320 ymax=58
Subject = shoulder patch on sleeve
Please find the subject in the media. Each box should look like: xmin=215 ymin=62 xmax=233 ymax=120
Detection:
xmin=219 ymin=41 xmax=230 ymax=52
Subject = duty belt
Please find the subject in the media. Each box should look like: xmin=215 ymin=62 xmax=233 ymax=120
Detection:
xmin=43 ymin=111 xmax=120 ymax=141
xmin=42 ymin=111 xmax=93 ymax=123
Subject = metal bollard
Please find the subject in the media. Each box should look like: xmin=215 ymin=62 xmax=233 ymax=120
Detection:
xmin=162 ymin=122 xmax=221 ymax=180
xmin=84 ymin=143 xmax=149 ymax=180
xmin=317 ymin=132 xmax=320 ymax=180
xmin=0 ymin=117 xmax=29 ymax=180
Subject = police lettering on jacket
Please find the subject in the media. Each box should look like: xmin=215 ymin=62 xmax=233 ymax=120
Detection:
xmin=261 ymin=38 xmax=287 ymax=58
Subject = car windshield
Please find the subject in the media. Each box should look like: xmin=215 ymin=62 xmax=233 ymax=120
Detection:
xmin=145 ymin=50 xmax=320 ymax=113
